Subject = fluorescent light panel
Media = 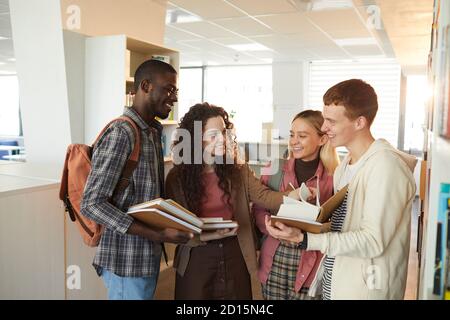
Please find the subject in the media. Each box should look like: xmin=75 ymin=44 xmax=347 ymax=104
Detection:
xmin=334 ymin=37 xmax=378 ymax=46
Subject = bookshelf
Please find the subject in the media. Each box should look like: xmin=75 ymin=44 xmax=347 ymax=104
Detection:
xmin=418 ymin=0 xmax=450 ymax=300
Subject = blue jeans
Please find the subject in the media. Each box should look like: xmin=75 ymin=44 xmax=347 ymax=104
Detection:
xmin=101 ymin=269 xmax=160 ymax=300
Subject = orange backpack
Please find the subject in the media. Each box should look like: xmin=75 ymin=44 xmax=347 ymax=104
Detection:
xmin=59 ymin=116 xmax=141 ymax=247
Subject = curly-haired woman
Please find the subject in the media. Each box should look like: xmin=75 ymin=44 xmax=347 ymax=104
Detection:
xmin=165 ymin=102 xmax=299 ymax=300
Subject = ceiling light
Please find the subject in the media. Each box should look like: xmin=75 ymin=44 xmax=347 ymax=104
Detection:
xmin=290 ymin=0 xmax=353 ymax=11
xmin=226 ymin=43 xmax=272 ymax=52
xmin=166 ymin=8 xmax=202 ymax=24
xmin=0 ymin=36 xmax=9 ymax=40
xmin=7 ymin=58 xmax=15 ymax=62
xmin=334 ymin=37 xmax=378 ymax=46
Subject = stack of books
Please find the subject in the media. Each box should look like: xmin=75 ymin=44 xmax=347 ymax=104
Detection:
xmin=200 ymin=217 xmax=238 ymax=230
xmin=127 ymin=199 xmax=239 ymax=235
xmin=127 ymin=198 xmax=204 ymax=234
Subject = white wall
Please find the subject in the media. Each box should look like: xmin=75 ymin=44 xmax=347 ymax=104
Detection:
xmin=9 ymin=0 xmax=72 ymax=166
xmin=272 ymin=61 xmax=308 ymax=139
xmin=84 ymin=35 xmax=126 ymax=143
xmin=63 ymin=30 xmax=85 ymax=144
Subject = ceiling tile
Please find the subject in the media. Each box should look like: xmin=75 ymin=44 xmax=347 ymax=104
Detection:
xmin=256 ymin=12 xmax=326 ymax=36
xmin=326 ymin=28 xmax=372 ymax=39
xmin=210 ymin=36 xmax=255 ymax=46
xmin=164 ymin=40 xmax=202 ymax=54
xmin=250 ymin=35 xmax=305 ymax=49
xmin=284 ymin=32 xmax=337 ymax=47
xmin=212 ymin=17 xmax=272 ymax=36
xmin=305 ymin=8 xmax=370 ymax=38
xmin=179 ymin=39 xmax=235 ymax=55
xmin=227 ymin=0 xmax=298 ymax=16
xmin=342 ymin=44 xmax=383 ymax=56
xmin=172 ymin=21 xmax=237 ymax=38
xmin=165 ymin=25 xmax=202 ymax=41
xmin=169 ymin=0 xmax=245 ymax=19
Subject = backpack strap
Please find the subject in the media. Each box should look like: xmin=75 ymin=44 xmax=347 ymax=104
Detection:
xmin=267 ymin=158 xmax=287 ymax=191
xmin=93 ymin=116 xmax=141 ymax=197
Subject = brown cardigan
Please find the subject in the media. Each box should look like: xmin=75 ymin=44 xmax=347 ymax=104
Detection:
xmin=165 ymin=163 xmax=288 ymax=300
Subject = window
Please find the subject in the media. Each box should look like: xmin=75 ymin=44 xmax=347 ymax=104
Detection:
xmin=404 ymin=75 xmax=428 ymax=152
xmin=0 ymin=76 xmax=20 ymax=136
xmin=204 ymin=65 xmax=273 ymax=142
xmin=308 ymin=60 xmax=401 ymax=148
xmin=178 ymin=67 xmax=203 ymax=119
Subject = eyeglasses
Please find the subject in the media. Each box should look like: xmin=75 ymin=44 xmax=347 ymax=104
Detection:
xmin=144 ymin=79 xmax=179 ymax=97
xmin=161 ymin=85 xmax=179 ymax=97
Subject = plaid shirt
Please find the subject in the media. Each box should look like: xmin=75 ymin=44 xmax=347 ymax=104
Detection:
xmin=81 ymin=107 xmax=165 ymax=277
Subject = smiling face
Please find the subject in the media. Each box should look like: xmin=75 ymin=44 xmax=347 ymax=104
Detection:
xmin=148 ymin=72 xmax=178 ymax=119
xmin=290 ymin=117 xmax=327 ymax=161
xmin=321 ymin=104 xmax=358 ymax=148
xmin=203 ymin=116 xmax=226 ymax=158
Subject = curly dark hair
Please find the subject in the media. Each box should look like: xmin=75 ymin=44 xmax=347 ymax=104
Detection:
xmin=172 ymin=102 xmax=241 ymax=215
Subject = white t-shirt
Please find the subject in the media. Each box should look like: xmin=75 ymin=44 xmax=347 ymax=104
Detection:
xmin=337 ymin=157 xmax=364 ymax=190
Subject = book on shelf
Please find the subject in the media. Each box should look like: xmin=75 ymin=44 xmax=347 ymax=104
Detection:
xmin=270 ymin=183 xmax=348 ymax=234
xmin=127 ymin=198 xmax=204 ymax=234
xmin=435 ymin=183 xmax=450 ymax=299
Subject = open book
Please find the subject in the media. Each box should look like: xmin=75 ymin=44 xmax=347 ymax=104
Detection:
xmin=270 ymin=183 xmax=349 ymax=234
xmin=200 ymin=217 xmax=238 ymax=230
xmin=127 ymin=198 xmax=204 ymax=234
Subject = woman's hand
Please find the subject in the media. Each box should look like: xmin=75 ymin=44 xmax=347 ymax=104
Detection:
xmin=264 ymin=215 xmax=304 ymax=244
xmin=307 ymin=187 xmax=317 ymax=202
xmin=287 ymin=187 xmax=302 ymax=200
xmin=200 ymin=227 xmax=238 ymax=242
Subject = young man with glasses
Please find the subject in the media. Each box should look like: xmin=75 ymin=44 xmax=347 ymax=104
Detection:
xmin=81 ymin=60 xmax=192 ymax=300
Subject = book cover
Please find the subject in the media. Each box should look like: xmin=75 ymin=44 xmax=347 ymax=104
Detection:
xmin=435 ymin=183 xmax=450 ymax=298
xmin=128 ymin=198 xmax=203 ymax=228
xmin=128 ymin=208 xmax=201 ymax=234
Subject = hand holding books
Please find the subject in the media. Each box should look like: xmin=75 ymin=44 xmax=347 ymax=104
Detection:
xmin=200 ymin=226 xmax=239 ymax=242
xmin=264 ymin=215 xmax=304 ymax=245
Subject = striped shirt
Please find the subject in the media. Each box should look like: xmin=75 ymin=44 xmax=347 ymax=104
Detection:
xmin=322 ymin=193 xmax=348 ymax=300
xmin=81 ymin=107 xmax=165 ymax=277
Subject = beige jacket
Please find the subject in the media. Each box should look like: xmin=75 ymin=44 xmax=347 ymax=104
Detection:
xmin=307 ymin=139 xmax=417 ymax=300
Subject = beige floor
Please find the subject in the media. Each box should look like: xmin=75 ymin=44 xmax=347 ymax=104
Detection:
xmin=155 ymin=199 xmax=421 ymax=300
